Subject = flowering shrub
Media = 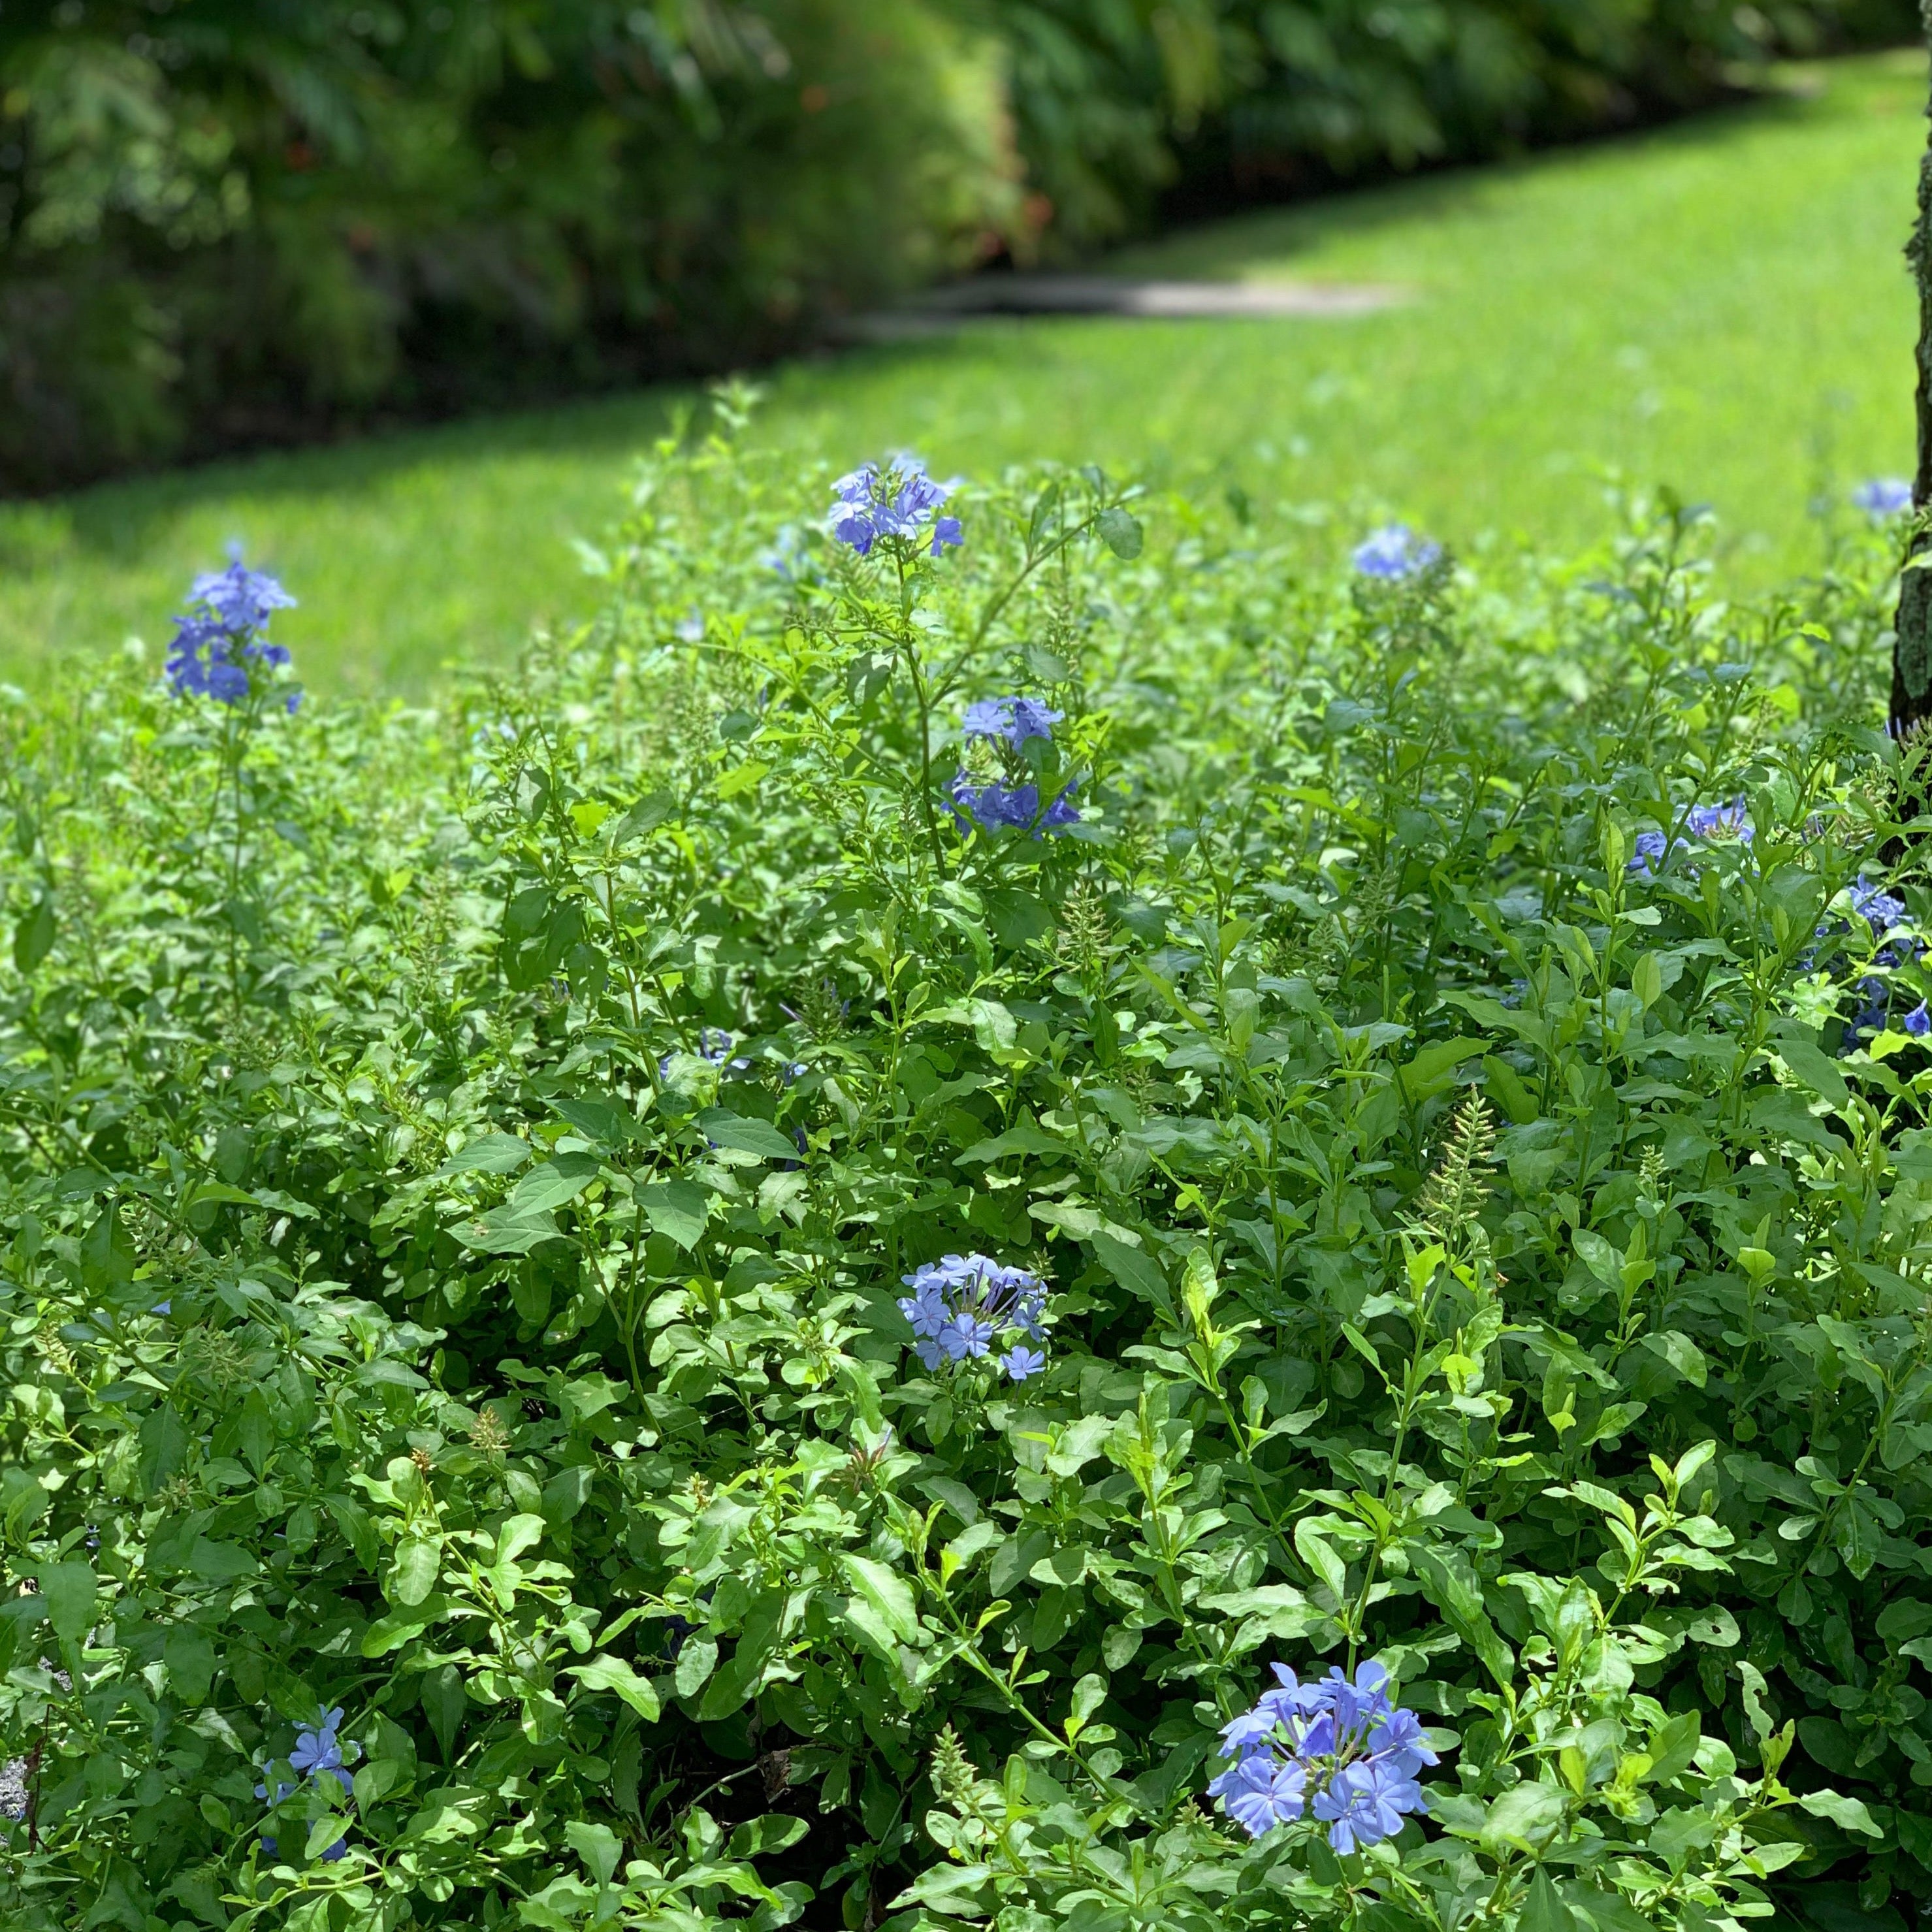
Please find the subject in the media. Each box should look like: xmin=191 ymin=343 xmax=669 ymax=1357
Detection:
xmin=3 ymin=400 xmax=1932 ymax=1932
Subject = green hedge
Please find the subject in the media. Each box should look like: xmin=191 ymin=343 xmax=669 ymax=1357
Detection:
xmin=0 ymin=1 xmax=1020 ymax=493
xmin=0 ymin=0 xmax=1918 ymax=492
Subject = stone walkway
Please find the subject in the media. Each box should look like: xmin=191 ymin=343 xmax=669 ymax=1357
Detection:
xmin=841 ymin=274 xmax=1408 ymax=340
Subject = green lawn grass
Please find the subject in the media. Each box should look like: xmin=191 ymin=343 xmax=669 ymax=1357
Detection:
xmin=2 ymin=47 xmax=1925 ymax=694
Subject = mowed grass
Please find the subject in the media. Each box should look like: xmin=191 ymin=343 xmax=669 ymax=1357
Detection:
xmin=1 ymin=47 xmax=1924 ymax=694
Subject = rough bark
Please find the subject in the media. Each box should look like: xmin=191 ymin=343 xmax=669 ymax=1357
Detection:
xmin=1892 ymin=1 xmax=1932 ymax=737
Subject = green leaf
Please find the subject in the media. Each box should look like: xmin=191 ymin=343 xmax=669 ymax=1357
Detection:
xmin=139 ymin=1405 xmax=190 ymax=1494
xmin=541 ymin=1463 xmax=594 ymax=1524
xmin=1643 ymin=1711 xmax=1701 ymax=1787
xmin=565 ymin=1819 xmax=622 ymax=1886
xmin=436 ymin=1133 xmax=532 ymax=1176
xmin=1293 ymin=1520 xmax=1349 ymax=1601
xmin=361 ymin=1597 xmax=449 ymax=1657
xmin=388 ymin=1536 xmax=442 ymax=1608
xmin=1412 ymin=1545 xmax=1515 ymax=1689
xmin=1087 ymin=1229 xmax=1175 ymax=1319
xmin=958 ymin=1123 xmax=1069 ymax=1165
xmin=673 ymin=1634 xmax=718 ymax=1699
xmin=548 ymin=1097 xmax=645 ymax=1147
xmin=421 ymin=1664 xmax=466 ymax=1760
xmin=80 ymin=1203 xmax=136 ymax=1291
xmin=1481 ymin=1780 xmax=1568 ymax=1856
xmin=1797 ymin=1788 xmax=1883 ymax=1837
xmin=1520 ymin=1868 xmax=1576 ymax=1932
xmin=613 ymin=790 xmax=675 ymax=843
xmin=303 ymin=1815 xmax=349 ymax=1862
xmin=454 ymin=1202 xmax=562 ymax=1254
xmin=838 ymin=1553 xmax=920 ymax=1651
xmin=1482 ymin=1054 xmax=1539 ymax=1124
xmin=1096 ymin=506 xmax=1143 ymax=559
xmin=164 ymin=1625 xmax=216 ymax=1703
xmin=12 ymin=892 xmax=55 ymax=973
xmin=509 ymin=1152 xmax=603 ymax=1214
xmin=41 ymin=1560 xmax=96 ymax=1643
xmin=187 ymin=1538 xmax=256 ymax=1581
xmin=568 ymin=1653 xmax=662 ymax=1723
xmin=1637 ymin=1328 xmax=1707 ymax=1388
xmin=1399 ymin=1035 xmax=1487 ymax=1099
xmin=1028 ymin=481 xmax=1063 ymax=543
xmin=641 ymin=1178 xmax=711 ymax=1250
xmin=1774 ymin=1031 xmax=1850 ymax=1104
xmin=696 ymin=1110 xmax=799 ymax=1163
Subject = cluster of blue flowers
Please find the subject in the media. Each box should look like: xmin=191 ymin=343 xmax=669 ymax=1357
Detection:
xmin=256 ymin=1707 xmax=354 ymax=1861
xmin=830 ymin=458 xmax=963 ymax=558
xmin=1626 ymin=805 xmax=1927 ymax=1040
xmin=950 ymin=694 xmax=1080 ymax=836
xmin=1208 ymin=1661 xmax=1436 ymax=1851
xmin=1854 ymin=477 xmax=1913 ymax=518
xmin=1841 ymin=877 xmax=1930 ymax=1040
xmin=1352 ymin=525 xmax=1441 ymax=581
xmin=166 ymin=551 xmax=300 ymax=709
xmin=898 ymin=1253 xmax=1048 ymax=1381
xmin=1625 ymin=799 xmax=1752 ymax=877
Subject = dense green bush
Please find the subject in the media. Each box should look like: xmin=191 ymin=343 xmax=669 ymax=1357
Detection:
xmin=990 ymin=0 xmax=1921 ymax=248
xmin=7 ymin=403 xmax=1932 ymax=1932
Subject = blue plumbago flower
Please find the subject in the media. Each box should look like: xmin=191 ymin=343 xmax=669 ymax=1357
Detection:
xmin=1816 ymin=876 xmax=1923 ymax=1049
xmin=1213 ymin=1748 xmax=1310 ymax=1837
xmin=675 ymin=611 xmax=705 ymax=642
xmin=1352 ymin=524 xmax=1441 ymax=581
xmin=949 ymin=774 xmax=1080 ymax=837
xmin=951 ymin=693 xmax=1078 ymax=835
xmin=1207 ymin=1660 xmax=1436 ymax=1850
xmin=963 ymin=697 xmax=1064 ymax=749
xmin=897 ymin=1253 xmax=1048 ymax=1382
xmin=256 ymin=1707 xmax=353 ymax=1862
xmin=830 ymin=458 xmax=962 ymax=558
xmin=166 ymin=549 xmax=299 ymax=707
xmin=1906 ymin=1003 xmax=1932 ymax=1038
xmin=1626 ymin=800 xmax=1753 ymax=877
xmin=1854 ymin=477 xmax=1913 ymax=517
xmin=1849 ymin=874 xmax=1907 ymax=936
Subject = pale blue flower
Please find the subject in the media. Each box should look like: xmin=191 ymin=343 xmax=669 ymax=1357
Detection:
xmin=1854 ymin=477 xmax=1912 ymax=517
xmin=830 ymin=459 xmax=962 ymax=558
xmin=1352 ymin=525 xmax=1441 ymax=580
xmin=167 ymin=548 xmax=298 ymax=705
xmin=1208 ymin=1748 xmax=1307 ymax=1836
xmin=896 ymin=1254 xmax=1049 ymax=1378
xmin=1208 ymin=1659 xmax=1431 ymax=1849
xmin=257 ymin=1708 xmax=352 ymax=1862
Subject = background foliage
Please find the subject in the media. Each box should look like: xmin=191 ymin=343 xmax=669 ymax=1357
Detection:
xmin=0 ymin=0 xmax=1917 ymax=494
xmin=6 ymin=403 xmax=1932 ymax=1931
xmin=0 ymin=0 xmax=1020 ymax=494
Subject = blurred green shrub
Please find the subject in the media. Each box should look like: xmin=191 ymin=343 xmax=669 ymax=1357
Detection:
xmin=983 ymin=0 xmax=1920 ymax=249
xmin=0 ymin=1 xmax=1022 ymax=492
xmin=0 ymin=0 xmax=1917 ymax=491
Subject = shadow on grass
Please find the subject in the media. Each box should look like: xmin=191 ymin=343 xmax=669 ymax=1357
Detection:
xmin=0 ymin=387 xmax=688 ymax=570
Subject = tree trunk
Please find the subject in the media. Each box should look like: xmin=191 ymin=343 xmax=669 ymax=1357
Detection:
xmin=1892 ymin=5 xmax=1932 ymax=737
